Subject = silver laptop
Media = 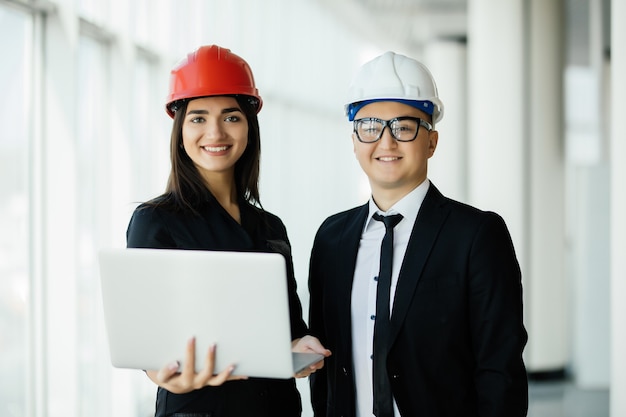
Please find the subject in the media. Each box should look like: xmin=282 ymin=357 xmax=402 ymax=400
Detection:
xmin=98 ymin=248 xmax=323 ymax=379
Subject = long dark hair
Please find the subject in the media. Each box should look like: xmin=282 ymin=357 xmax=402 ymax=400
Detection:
xmin=161 ymin=95 xmax=262 ymax=213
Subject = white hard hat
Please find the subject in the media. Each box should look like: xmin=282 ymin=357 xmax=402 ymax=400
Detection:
xmin=345 ymin=51 xmax=444 ymax=124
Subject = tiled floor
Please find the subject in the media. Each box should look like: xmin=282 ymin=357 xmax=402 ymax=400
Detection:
xmin=529 ymin=379 xmax=609 ymax=417
xmin=297 ymin=377 xmax=609 ymax=417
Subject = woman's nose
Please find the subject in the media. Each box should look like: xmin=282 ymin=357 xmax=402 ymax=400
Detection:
xmin=204 ymin=119 xmax=226 ymax=139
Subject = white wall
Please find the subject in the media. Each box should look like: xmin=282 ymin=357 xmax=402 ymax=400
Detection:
xmin=467 ymin=0 xmax=569 ymax=373
xmin=564 ymin=0 xmax=611 ymax=388
xmin=1 ymin=0 xmax=621 ymax=416
xmin=0 ymin=1 xmax=392 ymax=416
xmin=424 ymin=40 xmax=468 ymax=203
xmin=610 ymin=0 xmax=626 ymax=414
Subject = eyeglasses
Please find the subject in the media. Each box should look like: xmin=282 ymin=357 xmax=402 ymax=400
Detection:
xmin=353 ymin=117 xmax=433 ymax=143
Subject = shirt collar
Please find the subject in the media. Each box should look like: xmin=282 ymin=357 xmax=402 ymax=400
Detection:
xmin=364 ymin=179 xmax=431 ymax=232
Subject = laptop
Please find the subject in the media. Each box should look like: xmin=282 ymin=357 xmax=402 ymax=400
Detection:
xmin=98 ymin=247 xmax=324 ymax=379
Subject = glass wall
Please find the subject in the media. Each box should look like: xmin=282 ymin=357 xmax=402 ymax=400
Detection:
xmin=0 ymin=1 xmax=369 ymax=416
xmin=0 ymin=5 xmax=31 ymax=417
xmin=76 ymin=35 xmax=109 ymax=416
xmin=0 ymin=0 xmax=617 ymax=416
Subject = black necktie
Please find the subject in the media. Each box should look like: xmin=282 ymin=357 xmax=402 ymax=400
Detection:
xmin=371 ymin=213 xmax=403 ymax=417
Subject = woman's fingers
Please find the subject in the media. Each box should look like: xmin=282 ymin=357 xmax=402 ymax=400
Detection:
xmin=208 ymin=364 xmax=237 ymax=386
xmin=179 ymin=336 xmax=198 ymax=388
xmin=153 ymin=360 xmax=179 ymax=384
xmin=294 ymin=359 xmax=326 ymax=378
xmin=192 ymin=342 xmax=245 ymax=387
xmin=291 ymin=335 xmax=332 ymax=378
xmin=292 ymin=335 xmax=332 ymax=357
xmin=149 ymin=338 xmax=247 ymax=392
xmin=195 ymin=344 xmax=218 ymax=385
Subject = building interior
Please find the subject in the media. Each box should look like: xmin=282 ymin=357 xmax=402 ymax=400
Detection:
xmin=1 ymin=0 xmax=624 ymax=416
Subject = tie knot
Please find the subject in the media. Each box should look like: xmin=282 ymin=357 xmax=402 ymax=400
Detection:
xmin=373 ymin=213 xmax=403 ymax=230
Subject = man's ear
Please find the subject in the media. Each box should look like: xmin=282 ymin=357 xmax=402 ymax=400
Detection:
xmin=428 ymin=129 xmax=439 ymax=157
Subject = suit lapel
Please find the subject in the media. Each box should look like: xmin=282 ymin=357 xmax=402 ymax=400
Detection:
xmin=337 ymin=204 xmax=369 ymax=289
xmin=389 ymin=184 xmax=450 ymax=341
xmin=335 ymin=204 xmax=369 ymax=352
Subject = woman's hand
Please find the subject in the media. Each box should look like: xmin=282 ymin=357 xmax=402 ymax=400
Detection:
xmin=291 ymin=335 xmax=332 ymax=378
xmin=146 ymin=337 xmax=247 ymax=394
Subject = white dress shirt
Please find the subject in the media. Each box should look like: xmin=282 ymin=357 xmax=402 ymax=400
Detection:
xmin=351 ymin=179 xmax=430 ymax=417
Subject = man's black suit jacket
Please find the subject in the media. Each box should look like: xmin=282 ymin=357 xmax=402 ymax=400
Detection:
xmin=308 ymin=184 xmax=528 ymax=417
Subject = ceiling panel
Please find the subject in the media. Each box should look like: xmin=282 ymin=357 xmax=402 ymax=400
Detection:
xmin=317 ymin=0 xmax=467 ymax=51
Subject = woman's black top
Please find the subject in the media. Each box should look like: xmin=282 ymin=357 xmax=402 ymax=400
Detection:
xmin=126 ymin=193 xmax=308 ymax=417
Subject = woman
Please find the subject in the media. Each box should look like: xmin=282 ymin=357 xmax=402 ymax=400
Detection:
xmin=126 ymin=45 xmax=330 ymax=417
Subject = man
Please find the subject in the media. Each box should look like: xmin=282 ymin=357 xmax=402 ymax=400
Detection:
xmin=308 ymin=51 xmax=528 ymax=417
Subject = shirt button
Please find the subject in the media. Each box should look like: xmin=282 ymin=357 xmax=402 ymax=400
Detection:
xmin=370 ymin=354 xmax=373 ymax=360
xmin=374 ymin=276 xmax=379 ymax=281
xmin=370 ymin=315 xmax=376 ymax=320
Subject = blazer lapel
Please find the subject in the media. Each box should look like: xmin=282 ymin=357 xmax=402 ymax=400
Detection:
xmin=335 ymin=204 xmax=369 ymax=353
xmin=336 ymin=203 xmax=369 ymax=297
xmin=389 ymin=184 xmax=450 ymax=341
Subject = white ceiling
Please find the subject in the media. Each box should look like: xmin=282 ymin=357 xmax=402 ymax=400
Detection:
xmin=317 ymin=0 xmax=468 ymax=52
xmin=320 ymin=0 xmax=613 ymax=65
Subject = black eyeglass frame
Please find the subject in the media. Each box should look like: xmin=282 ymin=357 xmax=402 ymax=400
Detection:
xmin=353 ymin=116 xmax=433 ymax=143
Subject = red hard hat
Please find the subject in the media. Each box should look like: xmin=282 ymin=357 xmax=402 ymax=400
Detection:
xmin=165 ymin=45 xmax=263 ymax=118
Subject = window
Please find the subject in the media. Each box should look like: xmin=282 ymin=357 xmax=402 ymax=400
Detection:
xmin=0 ymin=5 xmax=32 ymax=417
xmin=76 ymin=35 xmax=109 ymax=417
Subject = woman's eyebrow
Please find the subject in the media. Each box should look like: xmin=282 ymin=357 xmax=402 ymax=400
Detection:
xmin=186 ymin=107 xmax=241 ymax=116
xmin=221 ymin=107 xmax=242 ymax=114
xmin=186 ymin=109 xmax=208 ymax=115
